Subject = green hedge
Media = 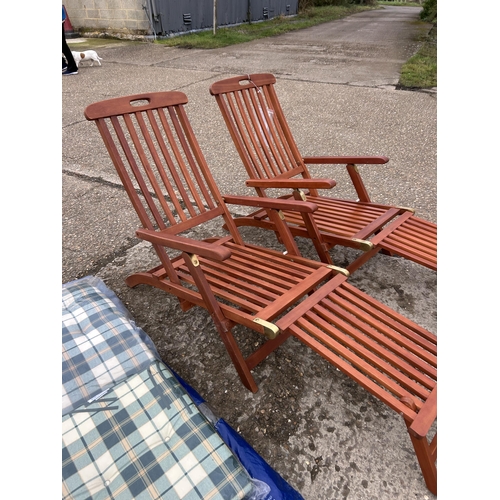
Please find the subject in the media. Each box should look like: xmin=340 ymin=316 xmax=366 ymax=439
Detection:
xmin=298 ymin=0 xmax=377 ymax=10
xmin=420 ymin=0 xmax=437 ymax=23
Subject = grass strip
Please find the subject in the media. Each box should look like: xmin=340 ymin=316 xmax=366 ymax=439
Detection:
xmin=399 ymin=25 xmax=436 ymax=88
xmin=154 ymin=5 xmax=380 ymax=49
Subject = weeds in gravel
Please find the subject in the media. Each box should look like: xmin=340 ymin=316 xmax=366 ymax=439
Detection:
xmin=399 ymin=26 xmax=436 ymax=88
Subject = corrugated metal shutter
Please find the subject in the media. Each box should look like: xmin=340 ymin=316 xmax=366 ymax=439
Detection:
xmin=149 ymin=0 xmax=298 ymax=36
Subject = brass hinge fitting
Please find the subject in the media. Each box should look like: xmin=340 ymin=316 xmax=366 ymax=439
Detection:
xmin=253 ymin=318 xmax=280 ymax=339
xmin=327 ymin=265 xmax=350 ymax=277
xmin=188 ymin=254 xmax=200 ymax=267
xmin=352 ymin=238 xmax=374 ymax=252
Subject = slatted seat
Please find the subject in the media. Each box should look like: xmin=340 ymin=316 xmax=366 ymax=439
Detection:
xmin=210 ymin=73 xmax=437 ymax=272
xmin=85 ymin=91 xmax=437 ymax=494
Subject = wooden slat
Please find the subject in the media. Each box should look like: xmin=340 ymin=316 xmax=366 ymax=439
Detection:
xmin=277 ymin=277 xmax=436 ymax=378
xmin=277 ymin=279 xmax=436 ymax=395
xmin=230 ymin=91 xmax=272 ymax=179
xmin=146 ymin=108 xmax=194 ymax=219
xmin=256 ymin=267 xmax=333 ymax=320
xmin=224 ymin=241 xmax=325 ymax=276
xmin=244 ymin=88 xmax=282 ymax=176
xmin=385 ymin=230 xmax=437 ymax=254
xmin=94 ymin=118 xmax=157 ymax=230
xmin=160 ymin=207 xmax=226 ymax=236
xmin=311 ymin=300 xmax=436 ymax=389
xmin=380 ymin=243 xmax=436 ymax=271
xmin=389 ymin=219 xmax=437 ymax=241
xmin=131 ymin=111 xmax=178 ymax=221
xmin=175 ymin=247 xmax=330 ymax=319
xmin=175 ymin=267 xmax=269 ymax=313
xmin=276 ymin=273 xmax=348 ymax=331
xmin=337 ymin=283 xmax=437 ymax=349
xmin=174 ymin=105 xmax=220 ymax=211
xmin=178 ymin=242 xmax=316 ymax=288
xmin=327 ymin=292 xmax=437 ymax=373
xmin=264 ymin=83 xmax=306 ymax=174
xmin=277 ymin=197 xmax=402 ymax=241
xmin=218 ymin=255 xmax=304 ymax=287
xmin=300 ymin=307 xmax=432 ymax=404
xmin=152 ymin=107 xmax=198 ymax=219
xmin=166 ymin=106 xmax=212 ymax=216
xmin=283 ymin=204 xmax=391 ymax=237
xmin=253 ymin=85 xmax=295 ymax=176
xmin=313 ymin=197 xmax=390 ymax=218
xmin=360 ymin=211 xmax=437 ymax=270
xmin=288 ymin=322 xmax=420 ymax=419
xmin=194 ymin=259 xmax=296 ymax=297
xmin=112 ymin=115 xmax=168 ymax=229
xmin=387 ymin=242 xmax=436 ymax=263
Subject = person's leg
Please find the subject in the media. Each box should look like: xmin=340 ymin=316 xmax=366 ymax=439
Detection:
xmin=62 ymin=23 xmax=78 ymax=74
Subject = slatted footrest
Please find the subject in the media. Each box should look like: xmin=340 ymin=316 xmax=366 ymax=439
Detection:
xmin=280 ymin=281 xmax=436 ymax=420
xmin=374 ymin=214 xmax=437 ymax=271
xmin=277 ymin=280 xmax=437 ymax=491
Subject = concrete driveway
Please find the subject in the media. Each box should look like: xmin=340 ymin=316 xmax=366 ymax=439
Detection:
xmin=62 ymin=5 xmax=437 ymax=499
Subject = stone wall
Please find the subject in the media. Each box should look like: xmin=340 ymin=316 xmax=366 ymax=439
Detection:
xmin=63 ymin=0 xmax=151 ymax=38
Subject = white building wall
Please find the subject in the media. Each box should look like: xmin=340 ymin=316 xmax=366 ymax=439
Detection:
xmin=63 ymin=0 xmax=151 ymax=37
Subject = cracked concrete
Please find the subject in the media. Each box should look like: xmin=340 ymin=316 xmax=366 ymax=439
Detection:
xmin=62 ymin=5 xmax=438 ymax=499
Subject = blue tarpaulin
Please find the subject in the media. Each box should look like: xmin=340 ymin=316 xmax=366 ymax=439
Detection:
xmin=174 ymin=370 xmax=305 ymax=500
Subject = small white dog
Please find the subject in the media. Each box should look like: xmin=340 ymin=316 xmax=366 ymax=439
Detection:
xmin=71 ymin=50 xmax=103 ymax=67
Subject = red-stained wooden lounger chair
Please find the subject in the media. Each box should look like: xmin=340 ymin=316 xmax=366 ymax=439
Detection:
xmin=210 ymin=73 xmax=437 ymax=273
xmin=84 ymin=91 xmax=437 ymax=494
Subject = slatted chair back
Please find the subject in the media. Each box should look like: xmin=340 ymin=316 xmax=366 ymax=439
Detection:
xmin=210 ymin=74 xmax=437 ymax=272
xmin=210 ymin=73 xmax=320 ymax=197
xmin=84 ymin=92 xmax=244 ymax=277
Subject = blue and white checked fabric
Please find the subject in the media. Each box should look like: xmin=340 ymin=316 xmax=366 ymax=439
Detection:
xmin=62 ymin=361 xmax=253 ymax=500
xmin=62 ymin=277 xmax=159 ymax=415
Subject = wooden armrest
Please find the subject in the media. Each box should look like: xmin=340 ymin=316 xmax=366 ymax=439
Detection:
xmin=246 ymin=178 xmax=336 ymax=189
xmin=136 ymin=229 xmax=232 ymax=261
xmin=303 ymin=156 xmax=389 ymax=165
xmin=408 ymin=386 xmax=437 ymax=438
xmin=222 ymin=195 xmax=318 ymax=213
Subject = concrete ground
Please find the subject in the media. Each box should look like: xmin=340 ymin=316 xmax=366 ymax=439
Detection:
xmin=63 ymin=6 xmax=438 ymax=499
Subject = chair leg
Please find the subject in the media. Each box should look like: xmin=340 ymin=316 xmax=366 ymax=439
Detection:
xmin=404 ymin=419 xmax=437 ymax=495
xmin=182 ymin=252 xmax=259 ymax=393
xmin=216 ymin=326 xmax=259 ymax=393
xmin=245 ymin=330 xmax=293 ymax=371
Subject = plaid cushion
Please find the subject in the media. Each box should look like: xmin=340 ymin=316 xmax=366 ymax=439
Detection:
xmin=62 ymin=277 xmax=159 ymax=415
xmin=62 ymin=361 xmax=253 ymax=500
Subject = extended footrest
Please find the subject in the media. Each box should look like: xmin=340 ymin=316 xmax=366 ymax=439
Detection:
xmin=373 ymin=213 xmax=437 ymax=271
xmin=276 ymin=280 xmax=437 ymax=494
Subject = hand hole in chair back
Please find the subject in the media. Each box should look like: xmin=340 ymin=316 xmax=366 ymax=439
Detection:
xmin=130 ymin=98 xmax=151 ymax=107
xmin=238 ymin=79 xmax=252 ymax=87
